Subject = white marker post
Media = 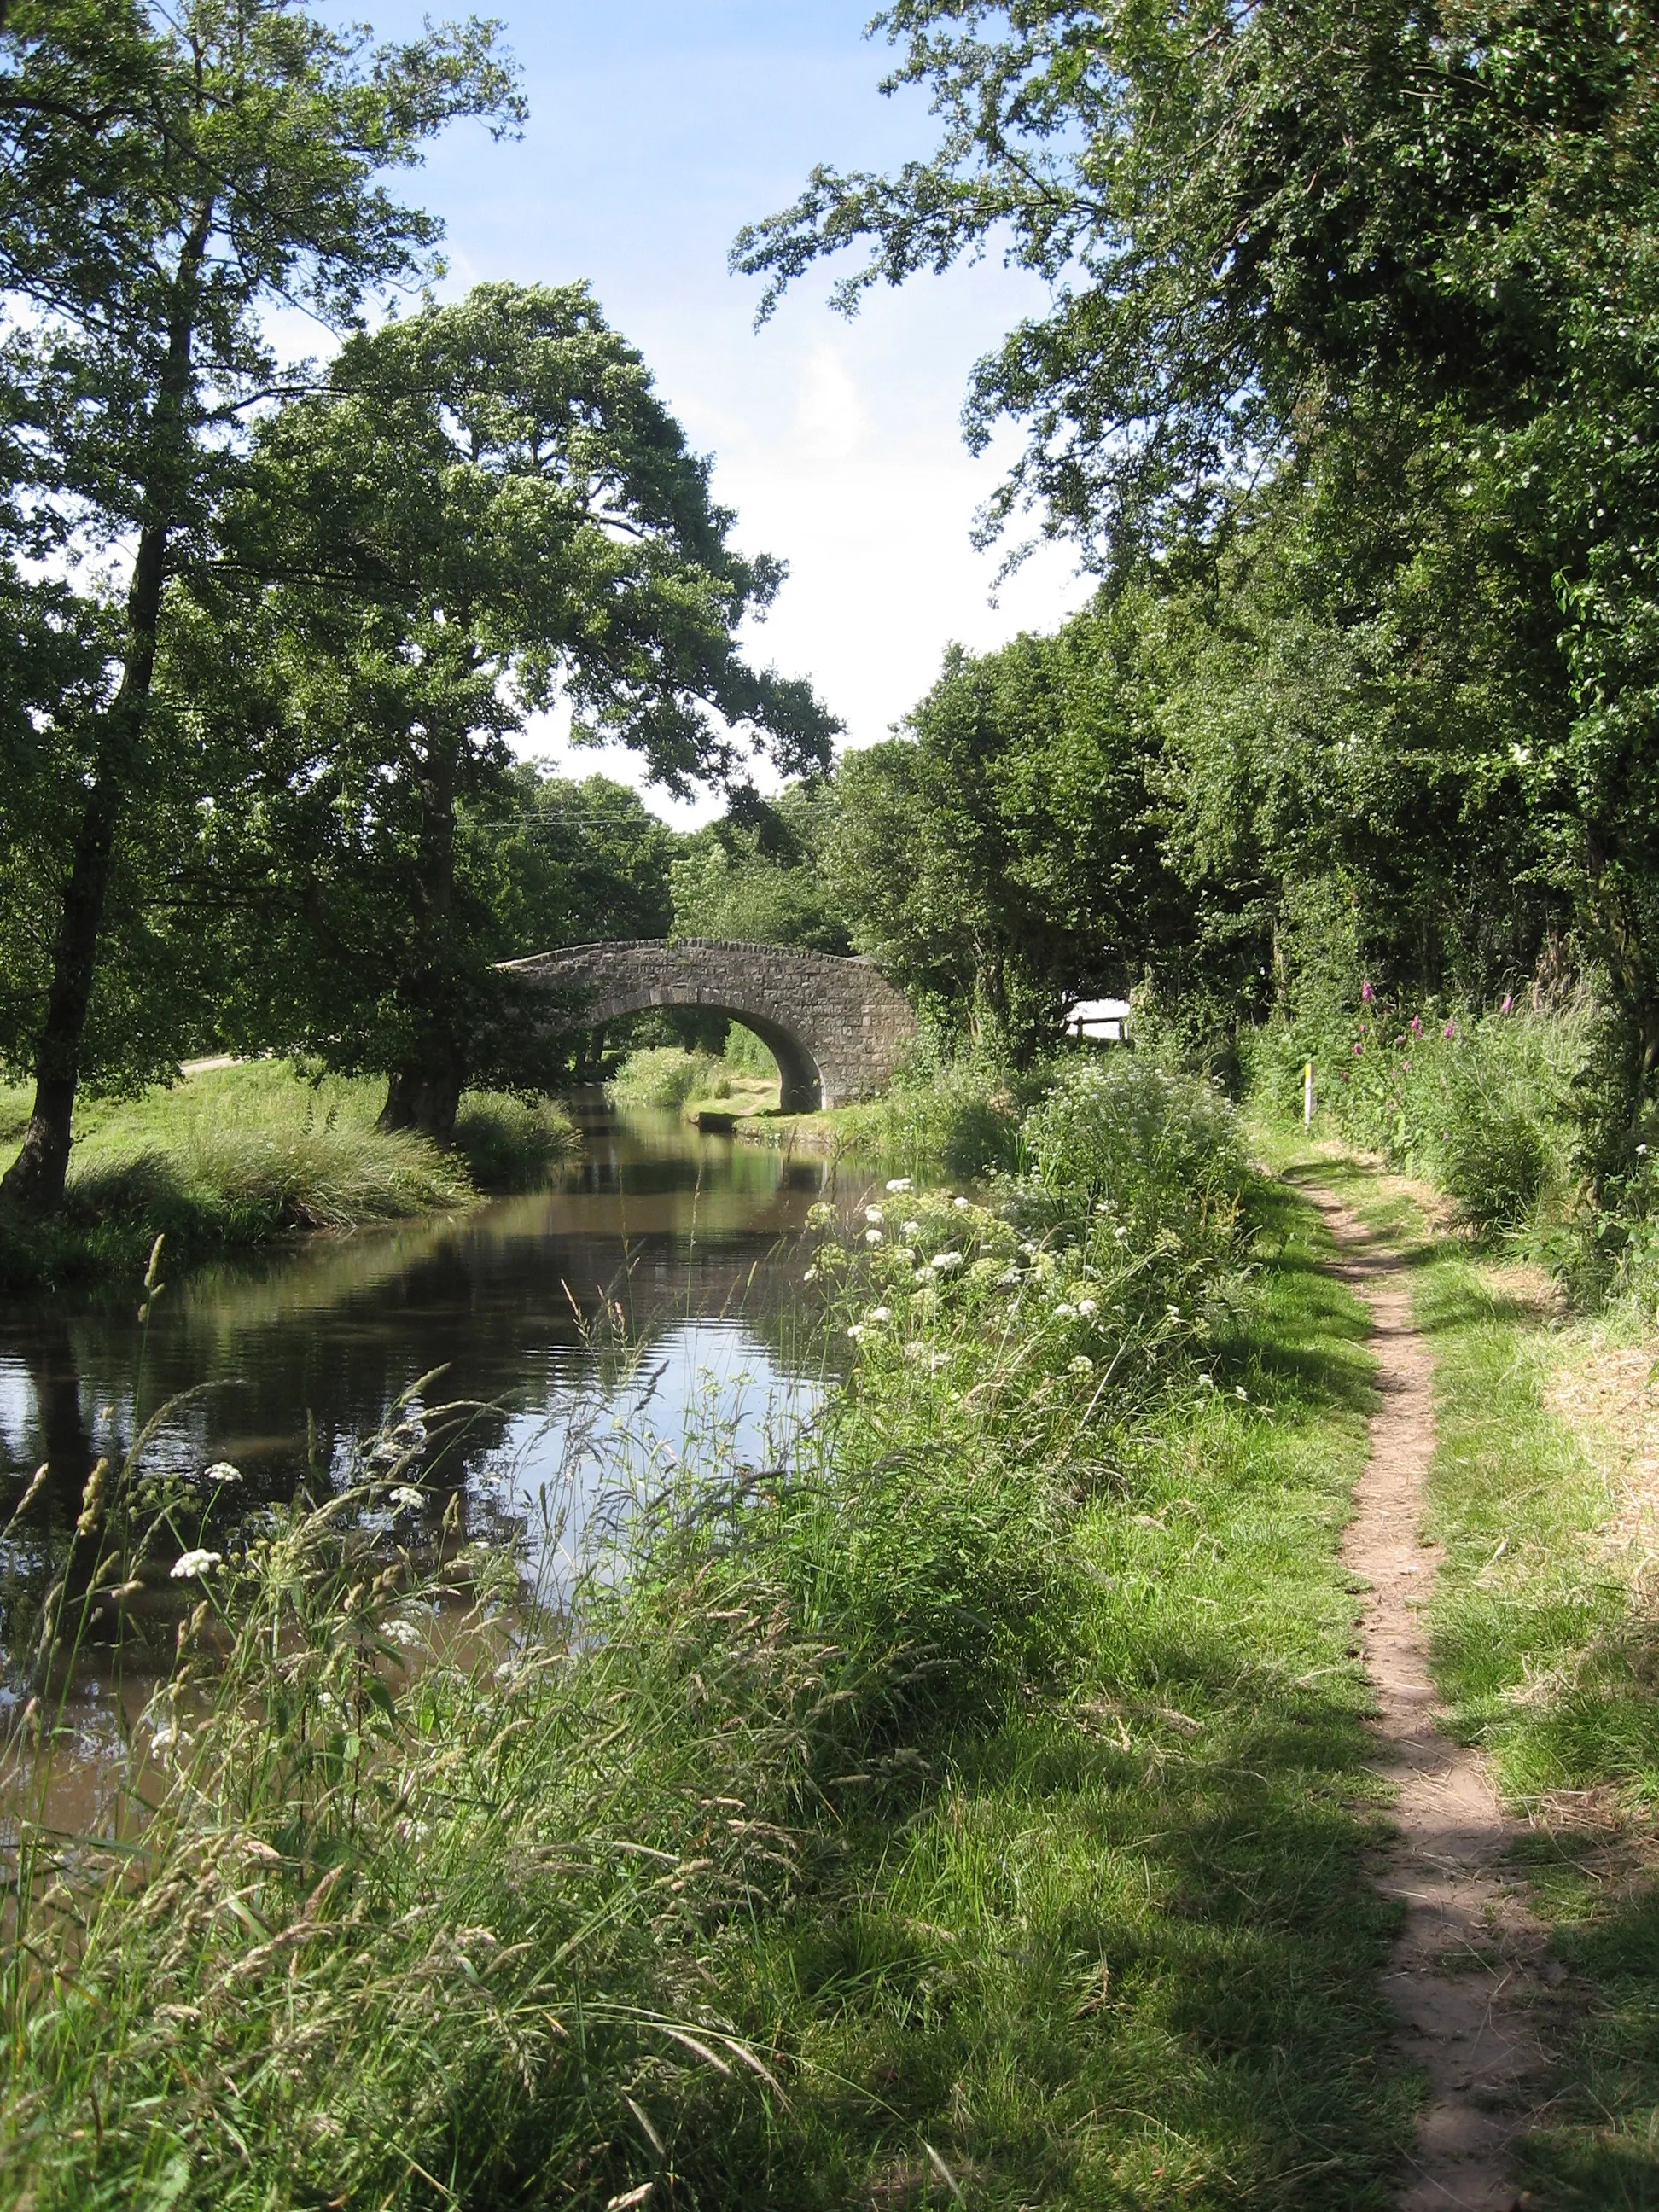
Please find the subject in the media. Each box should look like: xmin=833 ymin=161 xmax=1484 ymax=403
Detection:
xmin=1303 ymin=1059 xmax=1315 ymax=1129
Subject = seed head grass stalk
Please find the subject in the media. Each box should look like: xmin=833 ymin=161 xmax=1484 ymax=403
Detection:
xmin=1 ymin=1058 xmax=1413 ymax=2205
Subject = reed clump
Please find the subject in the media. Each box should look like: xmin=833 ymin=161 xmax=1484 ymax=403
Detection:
xmin=0 ymin=1064 xmax=579 ymax=1291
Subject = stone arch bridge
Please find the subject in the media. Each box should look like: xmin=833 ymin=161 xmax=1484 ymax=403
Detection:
xmin=499 ymin=939 xmax=917 ymax=1113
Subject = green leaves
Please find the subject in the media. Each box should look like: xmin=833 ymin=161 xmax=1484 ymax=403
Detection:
xmin=189 ymin=282 xmax=835 ymax=1124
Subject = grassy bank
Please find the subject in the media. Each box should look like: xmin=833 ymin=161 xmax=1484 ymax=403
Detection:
xmin=736 ymin=1061 xmax=1023 ymax=1180
xmin=1266 ymin=1132 xmax=1659 ymax=2204
xmin=604 ymin=1044 xmax=778 ymax=1119
xmin=0 ymin=1057 xmax=1415 ymax=2208
xmin=0 ymin=1062 xmax=578 ymax=1294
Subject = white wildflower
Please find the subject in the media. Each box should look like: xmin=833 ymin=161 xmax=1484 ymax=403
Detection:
xmin=204 ymin=1461 xmax=241 ymax=1485
xmin=905 ymin=1341 xmax=928 ymax=1361
xmin=1166 ymin=1305 xmax=1181 ymax=1319
xmin=903 ymin=1219 xmax=923 ymax=1237
xmin=803 ymin=1266 xmax=818 ymax=1283
xmin=867 ymin=1306 xmax=893 ymax=1324
xmin=929 ymin=1250 xmax=963 ymax=1272
xmin=952 ymin=1195 xmax=970 ymax=1211
xmin=1076 ymin=1297 xmax=1098 ymax=1317
xmin=885 ymin=1177 xmax=913 ymax=1193
xmin=149 ymin=1720 xmax=178 ymax=1753
xmin=996 ymin=1267 xmax=1021 ymax=1288
xmin=1069 ymin=1354 xmax=1094 ymax=1375
xmin=895 ymin=1247 xmax=916 ymax=1263
xmin=1052 ymin=1301 xmax=1077 ymax=1321
xmin=864 ymin=1228 xmax=884 ymax=1245
xmin=382 ymin=1618 xmax=423 ymax=1649
xmin=1198 ymin=1373 xmax=1215 ymax=1390
xmin=1115 ymin=1227 xmax=1129 ymax=1241
xmin=170 ymin=1548 xmax=222 ymax=1580
xmin=847 ymin=1324 xmax=867 ymax=1342
xmin=389 ymin=1486 xmax=425 ymax=1511
xmin=1235 ymin=1385 xmax=1249 ymax=1401
xmin=864 ymin=1204 xmax=884 ymax=1225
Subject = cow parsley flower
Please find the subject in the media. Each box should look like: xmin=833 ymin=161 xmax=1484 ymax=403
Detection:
xmin=171 ymin=1548 xmax=222 ymax=1580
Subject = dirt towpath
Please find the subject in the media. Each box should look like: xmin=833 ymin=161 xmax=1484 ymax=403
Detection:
xmin=1309 ymin=1185 xmax=1555 ymax=2212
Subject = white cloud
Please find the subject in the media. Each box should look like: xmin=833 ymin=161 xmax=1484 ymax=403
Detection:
xmin=795 ymin=345 xmax=865 ymax=462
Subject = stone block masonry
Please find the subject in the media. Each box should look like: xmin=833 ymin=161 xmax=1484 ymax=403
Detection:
xmin=498 ymin=939 xmax=917 ymax=1112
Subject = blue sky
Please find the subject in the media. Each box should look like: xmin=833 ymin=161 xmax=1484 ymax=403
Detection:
xmin=324 ymin=0 xmax=1091 ymax=822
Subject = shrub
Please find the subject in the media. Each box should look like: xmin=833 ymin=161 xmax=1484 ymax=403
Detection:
xmin=1019 ymin=1052 xmax=1249 ymax=1252
xmin=800 ymin=1061 xmax=1023 ymax=1179
xmin=451 ymin=1094 xmax=579 ymax=1190
xmin=1436 ymin=1092 xmax=1552 ymax=1233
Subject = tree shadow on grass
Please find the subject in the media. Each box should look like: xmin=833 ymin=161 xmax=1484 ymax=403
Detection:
xmin=1508 ymin=1866 xmax=1659 ymax=2208
xmin=684 ymin=1650 xmax=1414 ymax=2210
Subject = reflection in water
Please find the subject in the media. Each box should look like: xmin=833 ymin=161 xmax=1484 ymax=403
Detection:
xmin=0 ymin=1106 xmax=873 ymax=1710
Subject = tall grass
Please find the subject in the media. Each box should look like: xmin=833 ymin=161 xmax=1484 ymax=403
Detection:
xmin=1252 ymin=1001 xmax=1587 ymax=1240
xmin=742 ymin=1054 xmax=1032 ymax=1181
xmin=0 ymin=1059 xmax=1413 ymax=2206
xmin=605 ymin=1045 xmax=778 ymax=1116
xmin=0 ymin=1065 xmax=579 ymax=1292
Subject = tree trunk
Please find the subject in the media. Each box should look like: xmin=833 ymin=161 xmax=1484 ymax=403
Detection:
xmin=0 ymin=778 xmax=124 ymax=1211
xmin=379 ymin=709 xmax=469 ymax=1143
xmin=378 ymin=1058 xmax=467 ymax=1146
xmin=0 ymin=199 xmax=212 ymax=1215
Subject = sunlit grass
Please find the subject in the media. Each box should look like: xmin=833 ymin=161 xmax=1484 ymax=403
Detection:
xmin=0 ymin=1062 xmax=579 ymax=1291
xmin=1268 ymin=1127 xmax=1659 ymax=2203
xmin=0 ymin=1075 xmax=1418 ymax=2206
xmin=606 ymin=1044 xmax=779 ymax=1118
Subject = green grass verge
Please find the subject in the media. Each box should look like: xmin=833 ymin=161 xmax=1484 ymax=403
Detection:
xmin=735 ymin=1076 xmax=1020 ymax=1181
xmin=729 ymin=1176 xmax=1408 ymax=2204
xmin=0 ymin=1158 xmax=1415 ymax=2205
xmin=1265 ymin=1126 xmax=1659 ymax=2207
xmin=0 ymin=1062 xmax=578 ymax=1294
xmin=605 ymin=1045 xmax=780 ymax=1119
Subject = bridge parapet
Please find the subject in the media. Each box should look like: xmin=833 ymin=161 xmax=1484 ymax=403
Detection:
xmin=499 ymin=939 xmax=917 ymax=1111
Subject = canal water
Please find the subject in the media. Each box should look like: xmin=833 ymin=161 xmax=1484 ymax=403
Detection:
xmin=0 ymin=1104 xmax=875 ymax=1731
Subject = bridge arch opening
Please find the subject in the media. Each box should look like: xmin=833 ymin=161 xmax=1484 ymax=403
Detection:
xmin=590 ymin=989 xmax=823 ymax=1112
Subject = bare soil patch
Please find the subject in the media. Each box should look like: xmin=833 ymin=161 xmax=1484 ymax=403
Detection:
xmin=1311 ymin=1186 xmax=1558 ymax=2212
